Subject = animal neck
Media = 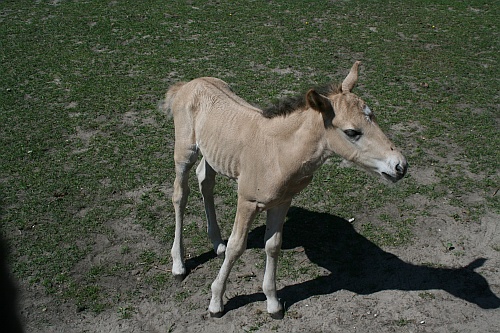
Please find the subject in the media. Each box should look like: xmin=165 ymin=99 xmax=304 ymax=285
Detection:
xmin=264 ymin=109 xmax=331 ymax=177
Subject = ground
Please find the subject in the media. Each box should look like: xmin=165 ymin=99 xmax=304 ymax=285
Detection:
xmin=1 ymin=1 xmax=498 ymax=332
xmin=16 ymin=174 xmax=500 ymax=332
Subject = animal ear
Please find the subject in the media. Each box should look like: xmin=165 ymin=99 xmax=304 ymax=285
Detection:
xmin=342 ymin=61 xmax=361 ymax=93
xmin=306 ymin=89 xmax=334 ymax=114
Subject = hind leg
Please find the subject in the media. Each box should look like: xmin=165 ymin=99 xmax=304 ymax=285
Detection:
xmin=196 ymin=158 xmax=226 ymax=257
xmin=171 ymin=142 xmax=198 ymax=280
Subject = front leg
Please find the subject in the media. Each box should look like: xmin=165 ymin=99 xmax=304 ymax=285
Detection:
xmin=209 ymin=197 xmax=258 ymax=317
xmin=263 ymin=201 xmax=291 ymax=319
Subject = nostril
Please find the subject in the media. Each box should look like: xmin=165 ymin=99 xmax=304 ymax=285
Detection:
xmin=396 ymin=163 xmax=407 ymax=175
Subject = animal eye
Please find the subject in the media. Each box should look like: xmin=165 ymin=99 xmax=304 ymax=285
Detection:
xmin=344 ymin=129 xmax=362 ymax=140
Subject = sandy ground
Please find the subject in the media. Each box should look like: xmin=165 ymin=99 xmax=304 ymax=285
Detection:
xmin=14 ymin=194 xmax=500 ymax=333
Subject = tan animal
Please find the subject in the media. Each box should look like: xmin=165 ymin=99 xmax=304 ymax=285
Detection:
xmin=162 ymin=61 xmax=407 ymax=319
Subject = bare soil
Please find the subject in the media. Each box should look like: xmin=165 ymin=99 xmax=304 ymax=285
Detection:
xmin=14 ymin=173 xmax=500 ymax=332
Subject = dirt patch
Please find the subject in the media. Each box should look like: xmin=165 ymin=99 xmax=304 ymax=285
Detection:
xmin=16 ymin=198 xmax=500 ymax=333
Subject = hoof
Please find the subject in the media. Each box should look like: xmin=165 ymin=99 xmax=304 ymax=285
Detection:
xmin=173 ymin=274 xmax=186 ymax=283
xmin=209 ymin=311 xmax=224 ymax=318
xmin=215 ymin=244 xmax=226 ymax=258
xmin=269 ymin=309 xmax=285 ymax=320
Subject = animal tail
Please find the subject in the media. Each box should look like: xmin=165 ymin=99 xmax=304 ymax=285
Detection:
xmin=158 ymin=81 xmax=187 ymax=119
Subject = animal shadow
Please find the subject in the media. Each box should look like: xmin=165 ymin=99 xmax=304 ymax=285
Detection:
xmin=221 ymin=206 xmax=500 ymax=313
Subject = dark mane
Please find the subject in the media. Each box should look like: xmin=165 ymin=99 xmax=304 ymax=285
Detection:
xmin=261 ymin=83 xmax=342 ymax=118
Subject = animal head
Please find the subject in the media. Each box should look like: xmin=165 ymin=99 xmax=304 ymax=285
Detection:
xmin=306 ymin=61 xmax=408 ymax=182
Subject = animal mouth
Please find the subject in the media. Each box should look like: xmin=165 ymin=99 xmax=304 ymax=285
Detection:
xmin=382 ymin=172 xmax=402 ymax=183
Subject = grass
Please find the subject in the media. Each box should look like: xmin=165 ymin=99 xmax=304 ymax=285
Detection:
xmin=418 ymin=292 xmax=436 ymax=300
xmin=118 ymin=305 xmax=134 ymax=320
xmin=394 ymin=318 xmax=414 ymax=327
xmin=1 ymin=0 xmax=498 ymax=316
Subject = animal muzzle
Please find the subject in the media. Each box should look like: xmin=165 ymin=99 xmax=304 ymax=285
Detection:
xmin=382 ymin=159 xmax=408 ymax=183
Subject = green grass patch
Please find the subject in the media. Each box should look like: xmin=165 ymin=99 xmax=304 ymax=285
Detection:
xmin=361 ymin=217 xmax=415 ymax=248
